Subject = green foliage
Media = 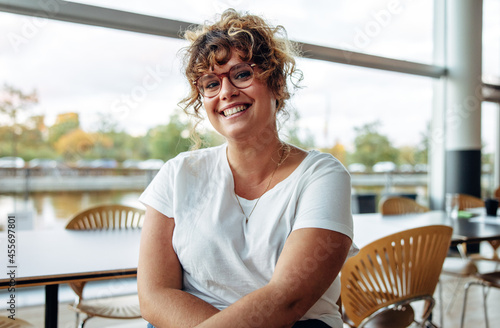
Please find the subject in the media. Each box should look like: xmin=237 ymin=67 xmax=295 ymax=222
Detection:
xmin=199 ymin=129 xmax=225 ymax=148
xmin=414 ymin=122 xmax=429 ymax=164
xmin=0 ymin=84 xmax=435 ymax=168
xmin=147 ymin=114 xmax=193 ymax=161
xmin=351 ymin=121 xmax=399 ymax=169
xmin=48 ymin=114 xmax=79 ymax=145
xmin=0 ymin=84 xmax=38 ymax=157
xmin=280 ymin=108 xmax=315 ymax=149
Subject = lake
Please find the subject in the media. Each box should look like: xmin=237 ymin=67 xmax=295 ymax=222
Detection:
xmin=0 ymin=190 xmax=143 ymax=231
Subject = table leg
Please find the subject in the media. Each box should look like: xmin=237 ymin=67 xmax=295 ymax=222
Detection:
xmin=45 ymin=284 xmax=59 ymax=328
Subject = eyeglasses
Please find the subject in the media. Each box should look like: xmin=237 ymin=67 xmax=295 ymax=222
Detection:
xmin=193 ymin=63 xmax=256 ymax=98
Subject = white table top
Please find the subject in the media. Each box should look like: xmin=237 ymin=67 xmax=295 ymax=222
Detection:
xmin=353 ymin=210 xmax=500 ymax=248
xmin=0 ymin=229 xmax=141 ymax=288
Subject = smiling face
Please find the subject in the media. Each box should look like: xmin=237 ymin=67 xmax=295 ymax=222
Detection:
xmin=202 ymin=52 xmax=278 ymax=143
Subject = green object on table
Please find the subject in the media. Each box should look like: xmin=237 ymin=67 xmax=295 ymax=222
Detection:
xmin=457 ymin=210 xmax=476 ymax=219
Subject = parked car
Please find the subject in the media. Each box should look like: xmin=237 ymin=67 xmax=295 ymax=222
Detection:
xmin=137 ymin=159 xmax=164 ymax=170
xmin=75 ymin=159 xmax=117 ymax=168
xmin=372 ymin=161 xmax=396 ymax=173
xmin=122 ymin=159 xmax=141 ymax=169
xmin=414 ymin=163 xmax=428 ymax=173
xmin=28 ymin=158 xmax=66 ymax=169
xmin=89 ymin=159 xmax=117 ymax=168
xmin=398 ymin=164 xmax=414 ymax=173
xmin=0 ymin=156 xmax=25 ymax=168
xmin=348 ymin=163 xmax=367 ymax=173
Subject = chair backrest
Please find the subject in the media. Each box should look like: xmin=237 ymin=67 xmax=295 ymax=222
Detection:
xmin=457 ymin=193 xmax=484 ymax=210
xmin=379 ymin=196 xmax=430 ymax=215
xmin=65 ymin=204 xmax=145 ymax=230
xmin=0 ymin=316 xmax=34 ymax=327
xmin=495 ymin=187 xmax=500 ymax=200
xmin=341 ymin=225 xmax=452 ymax=327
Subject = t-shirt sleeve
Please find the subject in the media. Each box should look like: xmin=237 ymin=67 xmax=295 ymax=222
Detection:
xmin=292 ymin=155 xmax=354 ymax=241
xmin=138 ymin=160 xmax=175 ymax=218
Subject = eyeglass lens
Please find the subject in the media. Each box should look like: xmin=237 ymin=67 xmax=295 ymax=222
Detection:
xmin=197 ymin=63 xmax=254 ymax=97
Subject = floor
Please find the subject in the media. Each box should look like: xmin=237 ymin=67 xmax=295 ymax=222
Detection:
xmin=10 ymin=274 xmax=500 ymax=328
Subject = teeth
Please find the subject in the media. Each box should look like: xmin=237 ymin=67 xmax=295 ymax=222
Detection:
xmin=223 ymin=105 xmax=247 ymax=117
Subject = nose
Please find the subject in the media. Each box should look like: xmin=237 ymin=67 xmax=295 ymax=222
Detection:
xmin=218 ymin=76 xmax=239 ymax=99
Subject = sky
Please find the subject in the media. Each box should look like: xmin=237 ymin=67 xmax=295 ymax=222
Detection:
xmin=0 ymin=0 xmax=498 ymax=152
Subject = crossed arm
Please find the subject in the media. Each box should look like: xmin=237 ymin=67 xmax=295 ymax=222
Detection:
xmin=138 ymin=205 xmax=351 ymax=328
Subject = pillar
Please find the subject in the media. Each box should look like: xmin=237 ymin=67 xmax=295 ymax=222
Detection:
xmin=495 ymin=105 xmax=500 ymax=190
xmin=444 ymin=0 xmax=483 ymax=198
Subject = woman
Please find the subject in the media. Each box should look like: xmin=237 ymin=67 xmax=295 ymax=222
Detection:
xmin=138 ymin=9 xmax=357 ymax=328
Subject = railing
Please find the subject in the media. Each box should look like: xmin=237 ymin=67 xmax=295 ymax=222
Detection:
xmin=0 ymin=167 xmax=160 ymax=193
xmin=0 ymin=167 xmax=430 ymax=193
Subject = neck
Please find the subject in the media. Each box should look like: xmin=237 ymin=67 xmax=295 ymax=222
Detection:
xmin=227 ymin=136 xmax=288 ymax=199
xmin=227 ymin=138 xmax=284 ymax=178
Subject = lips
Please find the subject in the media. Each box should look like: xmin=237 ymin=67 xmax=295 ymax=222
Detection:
xmin=221 ymin=104 xmax=249 ymax=117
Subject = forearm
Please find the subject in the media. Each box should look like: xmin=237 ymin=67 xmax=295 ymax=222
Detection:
xmin=140 ymin=287 xmax=220 ymax=328
xmin=194 ymin=283 xmax=302 ymax=328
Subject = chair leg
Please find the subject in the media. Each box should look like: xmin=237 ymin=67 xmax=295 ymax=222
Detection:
xmin=449 ymin=276 xmax=468 ymax=313
xmin=461 ymin=281 xmax=490 ymax=328
xmin=482 ymin=285 xmax=489 ymax=328
xmin=74 ymin=312 xmax=80 ymax=328
xmin=78 ymin=315 xmax=92 ymax=328
xmin=438 ymin=280 xmax=443 ymax=328
xmin=460 ymin=281 xmax=471 ymax=328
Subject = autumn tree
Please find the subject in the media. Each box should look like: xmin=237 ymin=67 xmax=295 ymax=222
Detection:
xmin=54 ymin=129 xmax=112 ymax=161
xmin=322 ymin=139 xmax=347 ymax=165
xmin=48 ymin=112 xmax=80 ymax=146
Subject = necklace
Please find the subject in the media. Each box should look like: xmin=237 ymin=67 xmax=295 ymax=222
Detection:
xmin=234 ymin=146 xmax=286 ymax=224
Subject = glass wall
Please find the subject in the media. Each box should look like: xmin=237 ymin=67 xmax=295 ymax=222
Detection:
xmin=0 ymin=0 xmax=497 ymax=229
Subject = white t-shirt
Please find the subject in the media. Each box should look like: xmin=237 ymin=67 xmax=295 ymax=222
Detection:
xmin=139 ymin=144 xmax=358 ymax=327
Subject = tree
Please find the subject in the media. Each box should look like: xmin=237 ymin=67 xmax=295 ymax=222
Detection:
xmin=414 ymin=122 xmax=429 ymax=164
xmin=0 ymin=84 xmax=38 ymax=157
xmin=322 ymin=139 xmax=347 ymax=165
xmin=279 ymin=108 xmax=315 ymax=149
xmin=399 ymin=145 xmax=417 ymax=165
xmin=48 ymin=112 xmax=80 ymax=146
xmin=54 ymin=129 xmax=113 ymax=161
xmin=148 ymin=114 xmax=193 ymax=160
xmin=351 ymin=121 xmax=399 ymax=169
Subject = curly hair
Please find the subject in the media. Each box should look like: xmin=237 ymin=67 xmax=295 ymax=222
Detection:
xmin=179 ymin=9 xmax=302 ymax=135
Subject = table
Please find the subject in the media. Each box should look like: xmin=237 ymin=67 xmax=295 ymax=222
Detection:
xmin=0 ymin=229 xmax=141 ymax=328
xmin=352 ymin=210 xmax=500 ymax=248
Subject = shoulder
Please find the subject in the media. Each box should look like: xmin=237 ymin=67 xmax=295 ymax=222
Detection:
xmin=302 ymin=149 xmax=350 ymax=175
xmin=163 ymin=144 xmax=226 ymax=170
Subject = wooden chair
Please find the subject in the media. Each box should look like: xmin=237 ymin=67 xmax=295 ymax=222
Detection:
xmin=495 ymin=187 xmax=500 ymax=200
xmin=65 ymin=204 xmax=145 ymax=327
xmin=341 ymin=225 xmax=452 ymax=328
xmin=379 ymin=196 xmax=430 ymax=215
xmin=0 ymin=317 xmax=34 ymax=327
xmin=66 ymin=204 xmax=145 ymax=230
xmin=456 ymin=193 xmax=484 ymax=211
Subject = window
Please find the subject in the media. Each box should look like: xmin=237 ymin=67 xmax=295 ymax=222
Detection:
xmin=293 ymin=58 xmax=432 ymax=149
xmin=67 ymin=0 xmax=435 ymax=64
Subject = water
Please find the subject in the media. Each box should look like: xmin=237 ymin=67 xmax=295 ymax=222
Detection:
xmin=0 ymin=190 xmax=143 ymax=231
